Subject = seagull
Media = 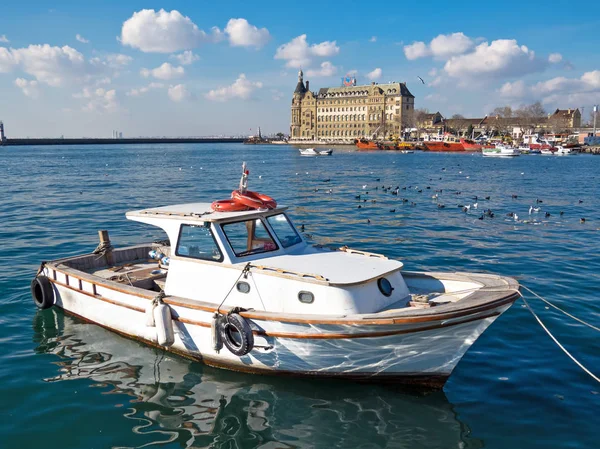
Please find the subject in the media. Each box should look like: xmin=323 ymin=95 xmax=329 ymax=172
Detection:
xmin=580 ymin=218 xmax=586 ymax=223
xmin=417 ymin=76 xmax=425 ymax=84
xmin=463 ymin=204 xmax=471 ymax=211
xmin=473 ymin=203 xmax=478 ymax=209
xmin=362 ymin=185 xmax=367 ymax=189
xmin=514 ymin=214 xmax=519 ymax=222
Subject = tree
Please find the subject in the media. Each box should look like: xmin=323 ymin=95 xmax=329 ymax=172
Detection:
xmin=413 ymin=108 xmax=430 ymax=139
xmin=466 ymin=124 xmax=474 ymax=138
xmin=490 ymin=106 xmax=513 ymax=118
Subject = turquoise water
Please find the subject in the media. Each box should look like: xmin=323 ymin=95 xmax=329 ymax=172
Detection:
xmin=1 ymin=144 xmax=599 ymax=448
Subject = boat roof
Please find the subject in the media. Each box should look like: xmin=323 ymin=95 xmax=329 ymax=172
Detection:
xmin=126 ymin=202 xmax=288 ymax=223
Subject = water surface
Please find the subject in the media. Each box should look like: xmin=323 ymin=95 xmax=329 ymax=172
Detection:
xmin=1 ymin=144 xmax=598 ymax=448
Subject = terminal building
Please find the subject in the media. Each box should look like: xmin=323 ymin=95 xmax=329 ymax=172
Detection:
xmin=291 ymin=70 xmax=415 ymax=142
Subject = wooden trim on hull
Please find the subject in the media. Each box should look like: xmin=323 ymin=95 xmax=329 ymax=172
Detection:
xmin=50 ymin=278 xmax=505 ymax=340
xmin=47 ymin=265 xmax=520 ymax=327
xmin=53 ymin=307 xmax=450 ymax=390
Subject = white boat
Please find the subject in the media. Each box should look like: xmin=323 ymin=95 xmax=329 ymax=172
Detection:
xmin=482 ymin=144 xmax=521 ymax=157
xmin=540 ymin=148 xmax=555 ymax=155
xmin=31 ymin=164 xmax=519 ymax=388
xmin=299 ymin=148 xmax=332 ymax=156
xmin=554 ymin=145 xmax=577 ymax=155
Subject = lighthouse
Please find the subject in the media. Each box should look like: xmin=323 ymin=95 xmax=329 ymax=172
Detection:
xmin=0 ymin=121 xmax=6 ymax=144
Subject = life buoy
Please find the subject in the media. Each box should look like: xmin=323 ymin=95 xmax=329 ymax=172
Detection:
xmin=211 ymin=199 xmax=249 ymax=212
xmin=31 ymin=275 xmax=55 ymax=310
xmin=232 ymin=190 xmax=277 ymax=210
xmin=220 ymin=313 xmax=254 ymax=356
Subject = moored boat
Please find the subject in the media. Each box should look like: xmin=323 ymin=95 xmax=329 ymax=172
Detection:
xmin=31 ymin=164 xmax=520 ymax=388
xmin=482 ymin=144 xmax=520 ymax=157
xmin=356 ymin=139 xmax=379 ymax=150
xmin=424 ymin=134 xmax=465 ymax=152
xmin=554 ymin=145 xmax=577 ymax=155
xmin=459 ymin=138 xmax=482 ymax=151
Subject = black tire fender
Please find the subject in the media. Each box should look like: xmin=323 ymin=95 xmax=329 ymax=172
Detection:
xmin=220 ymin=313 xmax=254 ymax=356
xmin=31 ymin=275 xmax=55 ymax=310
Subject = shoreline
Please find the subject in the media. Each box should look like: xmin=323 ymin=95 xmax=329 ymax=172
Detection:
xmin=0 ymin=137 xmax=246 ymax=146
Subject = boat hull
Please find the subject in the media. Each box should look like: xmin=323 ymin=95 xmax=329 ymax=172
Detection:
xmin=423 ymin=142 xmax=465 ymax=152
xmin=42 ymin=265 xmax=517 ymax=388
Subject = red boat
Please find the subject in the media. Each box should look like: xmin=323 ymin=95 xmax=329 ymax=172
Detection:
xmin=459 ymin=138 xmax=482 ymax=151
xmin=423 ymin=134 xmax=465 ymax=152
xmin=356 ymin=139 xmax=379 ymax=150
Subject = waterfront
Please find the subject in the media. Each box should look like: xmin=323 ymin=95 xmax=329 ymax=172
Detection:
xmin=1 ymin=143 xmax=599 ymax=448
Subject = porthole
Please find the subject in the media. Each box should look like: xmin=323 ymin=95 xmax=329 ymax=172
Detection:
xmin=377 ymin=278 xmax=394 ymax=297
xmin=236 ymin=281 xmax=251 ymax=294
xmin=298 ymin=291 xmax=314 ymax=304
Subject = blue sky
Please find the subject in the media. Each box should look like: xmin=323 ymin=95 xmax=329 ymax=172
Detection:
xmin=1 ymin=0 xmax=600 ymax=137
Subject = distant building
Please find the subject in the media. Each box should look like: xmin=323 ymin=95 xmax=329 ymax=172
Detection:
xmin=548 ymin=108 xmax=581 ymax=128
xmin=0 ymin=121 xmax=5 ymax=143
xmin=291 ymin=70 xmax=415 ymax=141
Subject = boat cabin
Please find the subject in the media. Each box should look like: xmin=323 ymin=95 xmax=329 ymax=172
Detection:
xmin=125 ymin=203 xmax=411 ymax=315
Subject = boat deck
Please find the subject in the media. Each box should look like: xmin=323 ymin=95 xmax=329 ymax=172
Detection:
xmin=89 ymin=261 xmax=167 ymax=291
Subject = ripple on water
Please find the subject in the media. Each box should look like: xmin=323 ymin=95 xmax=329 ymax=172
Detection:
xmin=0 ymin=145 xmax=599 ymax=448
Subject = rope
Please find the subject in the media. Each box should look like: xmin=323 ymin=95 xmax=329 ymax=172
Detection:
xmin=248 ymin=271 xmax=267 ymax=311
xmin=521 ymin=295 xmax=600 ymax=383
xmin=520 ymin=284 xmax=600 ymax=332
xmin=36 ymin=261 xmax=47 ymax=276
xmin=92 ymin=241 xmax=113 ymax=255
xmin=216 ymin=263 xmax=252 ymax=315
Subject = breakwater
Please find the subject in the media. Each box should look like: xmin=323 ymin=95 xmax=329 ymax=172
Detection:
xmin=1 ymin=137 xmax=245 ymax=146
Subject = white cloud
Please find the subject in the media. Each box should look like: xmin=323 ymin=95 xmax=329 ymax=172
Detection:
xmin=366 ymin=67 xmax=382 ymax=80
xmin=499 ymin=80 xmax=527 ymax=98
xmin=206 ymin=73 xmax=262 ymax=101
xmin=404 ymin=32 xmax=473 ymax=60
xmin=306 ymin=61 xmax=337 ymax=77
xmin=0 ymin=35 xmax=10 ymax=43
xmin=90 ymin=53 xmax=133 ymax=70
xmin=274 ymin=34 xmax=339 ymax=68
xmin=0 ymin=44 xmax=88 ymax=86
xmin=120 ymin=9 xmax=220 ymax=53
xmin=170 ymin=50 xmax=199 ymax=65
xmin=548 ymin=53 xmax=563 ymax=63
xmin=14 ymin=78 xmax=40 ymax=98
xmin=74 ymin=87 xmax=118 ymax=112
xmin=428 ymin=68 xmax=438 ymax=77
xmin=141 ymin=62 xmax=185 ymax=80
xmin=271 ymin=89 xmax=284 ymax=101
xmin=126 ymin=82 xmax=164 ymax=96
xmin=224 ymin=18 xmax=270 ymax=49
xmin=497 ymin=70 xmax=600 ymax=106
xmin=369 ymin=36 xmax=377 ymax=43
xmin=168 ymin=84 xmax=191 ymax=102
xmin=76 ymin=34 xmax=89 ymax=44
xmin=444 ymin=39 xmax=543 ymax=80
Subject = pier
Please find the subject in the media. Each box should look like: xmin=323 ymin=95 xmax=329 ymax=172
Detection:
xmin=1 ymin=137 xmax=245 ymax=146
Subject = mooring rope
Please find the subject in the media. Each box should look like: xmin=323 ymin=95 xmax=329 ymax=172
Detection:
xmin=520 ymin=284 xmax=600 ymax=332
xmin=216 ymin=263 xmax=252 ymax=315
xmin=520 ymin=290 xmax=600 ymax=383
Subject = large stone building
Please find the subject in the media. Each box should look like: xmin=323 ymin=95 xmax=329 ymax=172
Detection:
xmin=291 ymin=70 xmax=415 ymax=141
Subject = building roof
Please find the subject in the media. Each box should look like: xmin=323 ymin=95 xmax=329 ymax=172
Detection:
xmin=294 ymin=81 xmax=307 ymax=95
xmin=317 ymin=82 xmax=414 ymax=98
xmin=552 ymin=108 xmax=579 ymax=118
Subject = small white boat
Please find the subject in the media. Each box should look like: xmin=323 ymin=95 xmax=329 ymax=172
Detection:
xmin=540 ymin=148 xmax=555 ymax=155
xmin=554 ymin=145 xmax=577 ymax=155
xmin=31 ymin=164 xmax=519 ymax=388
xmin=482 ymin=144 xmax=521 ymax=158
xmin=299 ymin=148 xmax=332 ymax=156
xmin=400 ymin=150 xmax=414 ymax=154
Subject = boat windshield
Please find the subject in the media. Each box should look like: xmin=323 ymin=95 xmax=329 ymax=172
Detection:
xmin=222 ymin=219 xmax=278 ymax=257
xmin=267 ymin=214 xmax=302 ymax=248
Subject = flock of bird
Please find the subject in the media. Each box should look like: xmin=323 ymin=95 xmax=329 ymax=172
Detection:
xmin=301 ymin=170 xmax=590 ymax=226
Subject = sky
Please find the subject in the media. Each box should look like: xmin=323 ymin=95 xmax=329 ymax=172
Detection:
xmin=1 ymin=0 xmax=600 ymax=138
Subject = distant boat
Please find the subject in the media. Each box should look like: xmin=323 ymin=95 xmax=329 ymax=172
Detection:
xmin=459 ymin=138 xmax=482 ymax=151
xmin=482 ymin=144 xmax=520 ymax=158
xmin=555 ymin=145 xmax=577 ymax=155
xmin=299 ymin=148 xmax=333 ymax=156
xmin=355 ymin=139 xmax=379 ymax=150
xmin=424 ymin=134 xmax=464 ymax=152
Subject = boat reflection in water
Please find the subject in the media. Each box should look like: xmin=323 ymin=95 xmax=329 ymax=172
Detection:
xmin=34 ymin=309 xmax=484 ymax=449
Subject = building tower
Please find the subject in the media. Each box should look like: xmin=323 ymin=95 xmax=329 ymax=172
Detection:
xmin=290 ymin=69 xmax=307 ymax=139
xmin=0 ymin=121 xmax=5 ymax=144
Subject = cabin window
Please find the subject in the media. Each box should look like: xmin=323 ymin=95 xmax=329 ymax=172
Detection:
xmin=176 ymin=224 xmax=223 ymax=262
xmin=267 ymin=214 xmax=302 ymax=248
xmin=222 ymin=219 xmax=279 ymax=257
